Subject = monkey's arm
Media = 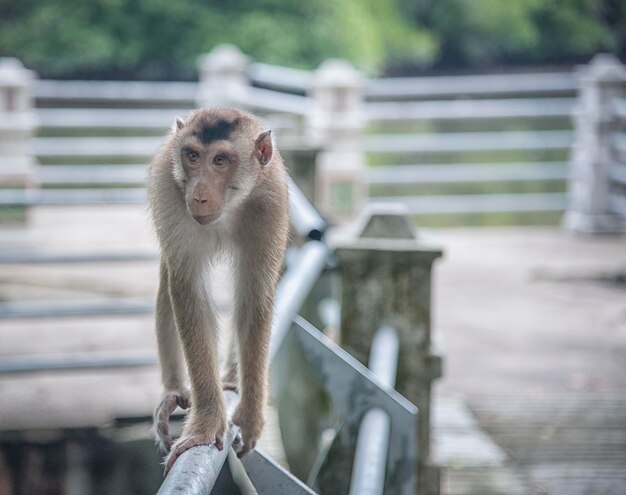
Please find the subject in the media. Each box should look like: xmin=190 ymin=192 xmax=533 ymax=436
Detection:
xmin=153 ymin=261 xmax=190 ymax=451
xmin=164 ymin=260 xmax=227 ymax=474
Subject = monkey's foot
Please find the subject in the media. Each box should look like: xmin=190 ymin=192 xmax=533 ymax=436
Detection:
xmin=231 ymin=408 xmax=264 ymax=458
xmin=153 ymin=390 xmax=191 ymax=452
xmin=164 ymin=432 xmax=224 ymax=476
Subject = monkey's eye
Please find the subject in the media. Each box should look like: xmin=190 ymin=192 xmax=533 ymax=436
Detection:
xmin=186 ymin=150 xmax=200 ymax=163
xmin=213 ymin=155 xmax=230 ymax=167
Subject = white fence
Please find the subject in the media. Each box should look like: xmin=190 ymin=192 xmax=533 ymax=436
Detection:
xmin=2 ymin=46 xmax=626 ymax=229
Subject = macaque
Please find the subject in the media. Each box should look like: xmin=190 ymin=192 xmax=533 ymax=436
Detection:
xmin=147 ymin=108 xmax=289 ymax=474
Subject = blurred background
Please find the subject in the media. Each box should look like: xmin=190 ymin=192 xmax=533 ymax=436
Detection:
xmin=1 ymin=1 xmax=625 ymax=494
xmin=2 ymin=0 xmax=625 ymax=79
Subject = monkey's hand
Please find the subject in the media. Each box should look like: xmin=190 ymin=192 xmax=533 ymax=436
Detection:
xmin=231 ymin=406 xmax=264 ymax=458
xmin=154 ymin=390 xmax=191 ymax=452
xmin=163 ymin=411 xmax=227 ymax=476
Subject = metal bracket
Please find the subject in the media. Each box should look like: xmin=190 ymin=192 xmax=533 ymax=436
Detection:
xmin=292 ymin=317 xmax=417 ymax=495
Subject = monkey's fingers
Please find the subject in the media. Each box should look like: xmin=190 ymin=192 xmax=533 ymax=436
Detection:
xmin=155 ymin=421 xmax=173 ymax=452
xmin=163 ymin=433 xmax=225 ymax=477
xmin=235 ymin=438 xmax=256 ymax=459
xmin=233 ymin=430 xmax=256 ymax=459
xmin=175 ymin=390 xmax=191 ymax=410
xmin=154 ymin=395 xmax=179 ymax=451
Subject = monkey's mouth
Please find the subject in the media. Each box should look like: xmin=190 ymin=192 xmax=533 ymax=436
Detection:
xmin=192 ymin=212 xmax=221 ymax=225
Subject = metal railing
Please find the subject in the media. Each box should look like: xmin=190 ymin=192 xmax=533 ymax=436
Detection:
xmin=350 ymin=325 xmax=399 ymax=495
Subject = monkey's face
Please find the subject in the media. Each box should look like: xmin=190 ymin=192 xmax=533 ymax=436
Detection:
xmin=171 ymin=110 xmax=273 ymax=226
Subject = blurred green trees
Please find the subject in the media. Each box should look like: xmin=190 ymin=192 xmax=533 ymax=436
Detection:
xmin=0 ymin=0 xmax=623 ymax=79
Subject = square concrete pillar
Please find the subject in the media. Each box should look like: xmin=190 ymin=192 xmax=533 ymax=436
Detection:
xmin=333 ymin=203 xmax=444 ymax=495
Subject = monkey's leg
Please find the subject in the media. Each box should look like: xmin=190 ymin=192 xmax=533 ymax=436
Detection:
xmin=153 ymin=261 xmax=191 ymax=451
xmin=232 ymin=256 xmax=276 ymax=458
xmin=164 ymin=262 xmax=227 ymax=475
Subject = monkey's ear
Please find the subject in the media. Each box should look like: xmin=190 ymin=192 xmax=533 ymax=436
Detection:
xmin=255 ymin=130 xmax=273 ymax=166
xmin=172 ymin=117 xmax=185 ymax=132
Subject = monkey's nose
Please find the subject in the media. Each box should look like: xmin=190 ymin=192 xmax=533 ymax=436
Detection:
xmin=193 ymin=197 xmax=208 ymax=205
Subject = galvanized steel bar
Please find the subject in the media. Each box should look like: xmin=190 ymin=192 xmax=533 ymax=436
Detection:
xmin=242 ymin=450 xmax=317 ymax=494
xmin=349 ymin=326 xmax=399 ymax=495
xmin=157 ymin=391 xmax=240 ymax=495
xmin=368 ymin=325 xmax=400 ymax=386
xmin=294 ymin=317 xmax=417 ymax=495
xmin=269 ymin=240 xmax=330 ymax=361
xmin=288 ymin=177 xmax=327 ymax=240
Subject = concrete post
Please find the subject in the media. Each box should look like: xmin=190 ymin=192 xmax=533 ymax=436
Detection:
xmin=196 ymin=44 xmax=249 ymax=108
xmin=333 ymin=203 xmax=443 ymax=495
xmin=308 ymin=59 xmax=367 ymax=222
xmin=564 ymin=54 xmax=626 ymax=233
xmin=0 ymin=58 xmax=38 ymax=193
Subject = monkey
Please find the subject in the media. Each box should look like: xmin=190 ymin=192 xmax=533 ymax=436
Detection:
xmin=147 ymin=108 xmax=289 ymax=475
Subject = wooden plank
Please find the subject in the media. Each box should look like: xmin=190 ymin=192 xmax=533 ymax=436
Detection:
xmin=232 ymin=87 xmax=311 ymax=116
xmin=368 ymin=162 xmax=568 ymax=185
xmin=364 ymin=130 xmax=573 ymax=154
xmin=35 ymin=80 xmax=197 ymax=103
xmin=0 ymin=351 xmax=157 ymax=373
xmin=39 ymin=164 xmax=147 ymax=185
xmin=37 ymin=108 xmax=191 ymax=128
xmin=0 ymin=188 xmax=146 ymax=206
xmin=470 ymin=394 xmax=626 ymax=495
xmin=366 ymin=72 xmax=577 ymax=100
xmin=373 ymin=192 xmax=567 ymax=214
xmin=249 ymin=62 xmax=311 ymax=94
xmin=0 ymin=299 xmax=155 ymax=319
xmin=34 ymin=136 xmax=161 ymax=158
xmin=0 ymin=251 xmax=158 ymax=264
xmin=366 ymin=98 xmax=575 ymax=121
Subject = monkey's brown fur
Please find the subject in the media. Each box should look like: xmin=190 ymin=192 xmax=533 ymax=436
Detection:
xmin=147 ymin=108 xmax=289 ymax=474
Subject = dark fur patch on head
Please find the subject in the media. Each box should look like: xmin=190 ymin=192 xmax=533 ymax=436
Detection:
xmin=194 ymin=118 xmax=240 ymax=144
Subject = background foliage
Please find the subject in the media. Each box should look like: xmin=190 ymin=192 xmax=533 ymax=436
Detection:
xmin=0 ymin=0 xmax=624 ymax=79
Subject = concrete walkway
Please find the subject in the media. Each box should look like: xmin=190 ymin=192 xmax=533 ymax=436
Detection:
xmin=1 ymin=206 xmax=625 ymax=494
xmin=430 ymin=227 xmax=626 ymax=494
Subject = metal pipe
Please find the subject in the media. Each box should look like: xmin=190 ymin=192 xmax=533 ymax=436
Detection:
xmin=269 ymin=240 xmax=330 ymax=361
xmin=288 ymin=177 xmax=327 ymax=241
xmin=368 ymin=325 xmax=400 ymax=387
xmin=157 ymin=391 xmax=240 ymax=495
xmin=349 ymin=326 xmax=399 ymax=495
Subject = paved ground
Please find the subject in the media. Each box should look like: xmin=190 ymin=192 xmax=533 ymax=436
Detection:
xmin=1 ymin=205 xmax=625 ymax=494
xmin=430 ymin=227 xmax=626 ymax=494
